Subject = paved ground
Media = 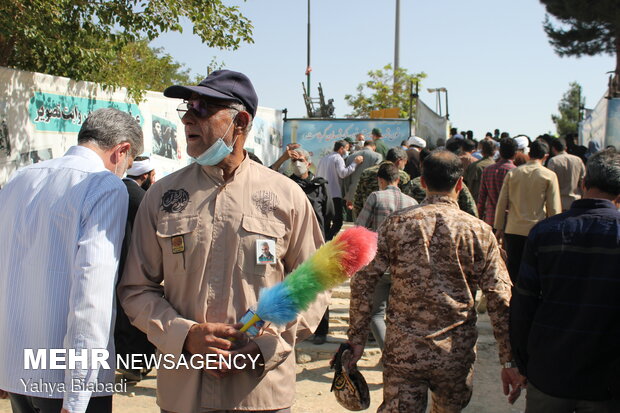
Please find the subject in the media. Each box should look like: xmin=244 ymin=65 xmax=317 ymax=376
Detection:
xmin=0 ymin=281 xmax=525 ymax=412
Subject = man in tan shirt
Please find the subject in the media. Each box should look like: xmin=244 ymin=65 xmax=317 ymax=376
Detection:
xmin=118 ymin=70 xmax=327 ymax=413
xmin=494 ymin=139 xmax=562 ymax=282
xmin=547 ymin=137 xmax=586 ymax=211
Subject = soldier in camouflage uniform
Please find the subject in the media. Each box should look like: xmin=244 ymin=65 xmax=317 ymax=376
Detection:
xmin=347 ymin=151 xmax=524 ymax=413
xmin=352 ymin=147 xmax=411 ymax=218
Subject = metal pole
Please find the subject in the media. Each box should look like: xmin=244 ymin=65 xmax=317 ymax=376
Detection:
xmin=307 ymin=0 xmax=311 ymax=94
xmin=394 ymin=0 xmax=400 ymax=74
xmin=445 ymin=89 xmax=449 ymax=120
xmin=438 ymin=92 xmax=442 ymax=117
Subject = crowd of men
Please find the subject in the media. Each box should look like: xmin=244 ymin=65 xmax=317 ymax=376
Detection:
xmin=0 ymin=68 xmax=617 ymax=413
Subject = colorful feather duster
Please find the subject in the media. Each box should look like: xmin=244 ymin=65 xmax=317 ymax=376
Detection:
xmin=239 ymin=226 xmax=378 ymax=333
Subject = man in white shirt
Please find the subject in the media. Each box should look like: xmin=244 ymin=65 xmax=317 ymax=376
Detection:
xmin=0 ymin=108 xmax=143 ymax=413
xmin=316 ymin=140 xmax=363 ymax=240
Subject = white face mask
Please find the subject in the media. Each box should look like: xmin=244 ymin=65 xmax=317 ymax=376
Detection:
xmin=292 ymin=161 xmax=308 ymax=177
xmin=193 ymin=116 xmax=237 ymax=166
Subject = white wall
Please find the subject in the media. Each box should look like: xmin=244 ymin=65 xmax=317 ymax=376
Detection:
xmin=0 ymin=67 xmax=283 ymax=187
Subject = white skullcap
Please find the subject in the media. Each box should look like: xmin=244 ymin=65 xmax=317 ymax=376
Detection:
xmin=514 ymin=136 xmax=530 ymax=154
xmin=126 ymin=158 xmax=154 ymax=175
xmin=453 ymin=133 xmax=464 ymax=140
xmin=407 ymin=136 xmax=427 ymax=148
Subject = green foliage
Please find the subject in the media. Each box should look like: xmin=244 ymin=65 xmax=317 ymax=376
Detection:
xmin=551 ymin=81 xmax=583 ymax=136
xmin=539 ymin=0 xmax=619 ymax=63
xmin=344 ymin=64 xmax=426 ymax=118
xmin=0 ymin=0 xmax=252 ymax=100
xmin=94 ymin=42 xmax=227 ymax=100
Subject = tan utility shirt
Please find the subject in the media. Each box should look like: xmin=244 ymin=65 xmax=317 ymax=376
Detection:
xmin=119 ymin=155 xmax=327 ymax=412
xmin=494 ymin=160 xmax=562 ymax=236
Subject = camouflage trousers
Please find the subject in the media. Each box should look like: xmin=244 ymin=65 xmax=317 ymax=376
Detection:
xmin=378 ymin=326 xmax=477 ymax=413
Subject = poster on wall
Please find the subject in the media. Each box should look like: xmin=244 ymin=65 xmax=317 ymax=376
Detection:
xmin=282 ymin=119 xmax=410 ymax=161
xmin=579 ymin=94 xmax=608 ymax=148
xmin=605 ymin=98 xmax=620 ymax=150
xmin=18 ymin=148 xmax=53 ymax=167
xmin=151 ymin=115 xmax=179 ymax=160
xmin=245 ymin=108 xmax=284 ymax=166
xmin=0 ymin=100 xmax=9 ymax=158
xmin=28 ymin=92 xmax=143 ymax=132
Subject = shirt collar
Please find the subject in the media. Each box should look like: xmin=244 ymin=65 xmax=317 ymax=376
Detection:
xmin=570 ymin=198 xmax=618 ymax=211
xmin=201 ymin=151 xmax=250 ymax=185
xmin=65 ymin=145 xmax=106 ymax=171
xmin=421 ymin=194 xmax=459 ymax=208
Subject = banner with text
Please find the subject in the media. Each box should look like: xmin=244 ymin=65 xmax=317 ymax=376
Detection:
xmin=283 ymin=119 xmax=410 ymax=162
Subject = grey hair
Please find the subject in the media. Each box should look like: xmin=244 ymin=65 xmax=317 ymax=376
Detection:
xmin=584 ymin=148 xmax=620 ymax=196
xmin=78 ymin=108 xmax=144 ymax=158
xmin=293 ymin=148 xmax=311 ymax=163
xmin=228 ymin=102 xmax=253 ymax=133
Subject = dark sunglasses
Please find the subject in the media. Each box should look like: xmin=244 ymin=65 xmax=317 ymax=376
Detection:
xmin=176 ymin=99 xmax=236 ymax=120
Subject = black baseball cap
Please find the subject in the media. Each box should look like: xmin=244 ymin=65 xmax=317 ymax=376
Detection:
xmin=164 ymin=70 xmax=258 ymax=118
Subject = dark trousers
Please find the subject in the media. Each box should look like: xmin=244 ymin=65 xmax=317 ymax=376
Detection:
xmin=504 ymin=233 xmax=528 ymax=283
xmin=9 ymin=393 xmax=112 ymax=413
xmin=326 ymin=197 xmax=344 ymax=241
xmin=314 ymin=307 xmax=330 ymax=336
xmin=525 ymin=383 xmax=620 ymax=413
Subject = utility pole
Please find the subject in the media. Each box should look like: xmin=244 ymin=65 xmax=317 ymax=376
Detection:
xmin=394 ymin=0 xmax=400 ymax=89
xmin=306 ymin=0 xmax=311 ymax=94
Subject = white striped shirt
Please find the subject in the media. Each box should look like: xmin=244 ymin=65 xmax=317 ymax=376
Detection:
xmin=0 ymin=146 xmax=127 ymax=413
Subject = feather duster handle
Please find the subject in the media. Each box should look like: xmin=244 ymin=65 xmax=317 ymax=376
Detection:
xmin=239 ymin=226 xmax=378 ymax=333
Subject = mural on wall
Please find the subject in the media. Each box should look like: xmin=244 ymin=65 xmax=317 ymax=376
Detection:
xmin=152 ymin=115 xmax=179 ymax=160
xmin=0 ymin=67 xmax=283 ymax=187
xmin=605 ymin=99 xmax=620 ymax=150
xmin=28 ymin=92 xmax=143 ymax=133
xmin=18 ymin=148 xmax=53 ymax=167
xmin=283 ymin=119 xmax=410 ymax=162
xmin=0 ymin=100 xmax=9 ymax=157
xmin=244 ymin=108 xmax=284 ymax=166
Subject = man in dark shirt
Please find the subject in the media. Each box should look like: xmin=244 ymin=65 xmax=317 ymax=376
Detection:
xmin=116 ymin=156 xmax=156 ymax=381
xmin=510 ymin=148 xmax=620 ymax=412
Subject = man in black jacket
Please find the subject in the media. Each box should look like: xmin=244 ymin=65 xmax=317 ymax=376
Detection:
xmin=287 ymin=147 xmax=334 ymax=344
xmin=116 ymin=156 xmax=156 ymax=381
xmin=509 ymin=149 xmax=620 ymax=412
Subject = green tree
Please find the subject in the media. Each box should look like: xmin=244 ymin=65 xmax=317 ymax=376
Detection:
xmin=345 ymin=64 xmax=426 ymax=118
xmin=552 ymin=81 xmax=583 ymax=136
xmin=0 ymin=0 xmax=252 ymax=98
xmin=539 ymin=0 xmax=620 ymax=95
xmin=94 ymin=41 xmax=224 ymax=100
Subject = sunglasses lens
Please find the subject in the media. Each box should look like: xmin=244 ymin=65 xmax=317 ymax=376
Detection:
xmin=177 ymin=100 xmax=209 ymax=119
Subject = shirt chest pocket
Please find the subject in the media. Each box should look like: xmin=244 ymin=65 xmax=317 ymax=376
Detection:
xmin=237 ymin=215 xmax=286 ymax=278
xmin=156 ymin=215 xmax=200 ymax=275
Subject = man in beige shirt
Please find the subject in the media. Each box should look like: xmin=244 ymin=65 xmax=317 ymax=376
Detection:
xmin=547 ymin=138 xmax=586 ymax=211
xmin=118 ymin=70 xmax=327 ymax=413
xmin=495 ymin=139 xmax=562 ymax=282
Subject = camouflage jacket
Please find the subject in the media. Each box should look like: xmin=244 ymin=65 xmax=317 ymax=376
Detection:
xmin=347 ymin=195 xmax=513 ymax=364
xmin=406 ymin=176 xmax=479 ymax=217
xmin=352 ymin=161 xmax=411 ymax=217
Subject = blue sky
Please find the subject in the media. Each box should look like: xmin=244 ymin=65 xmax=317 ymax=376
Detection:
xmin=152 ymin=0 xmax=614 ymax=140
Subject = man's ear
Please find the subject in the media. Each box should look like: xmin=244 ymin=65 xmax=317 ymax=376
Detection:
xmin=420 ymin=175 xmax=427 ymax=190
xmin=234 ymin=111 xmax=251 ymax=131
xmin=114 ymin=142 xmax=131 ymax=163
xmin=455 ymin=176 xmax=463 ymax=193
